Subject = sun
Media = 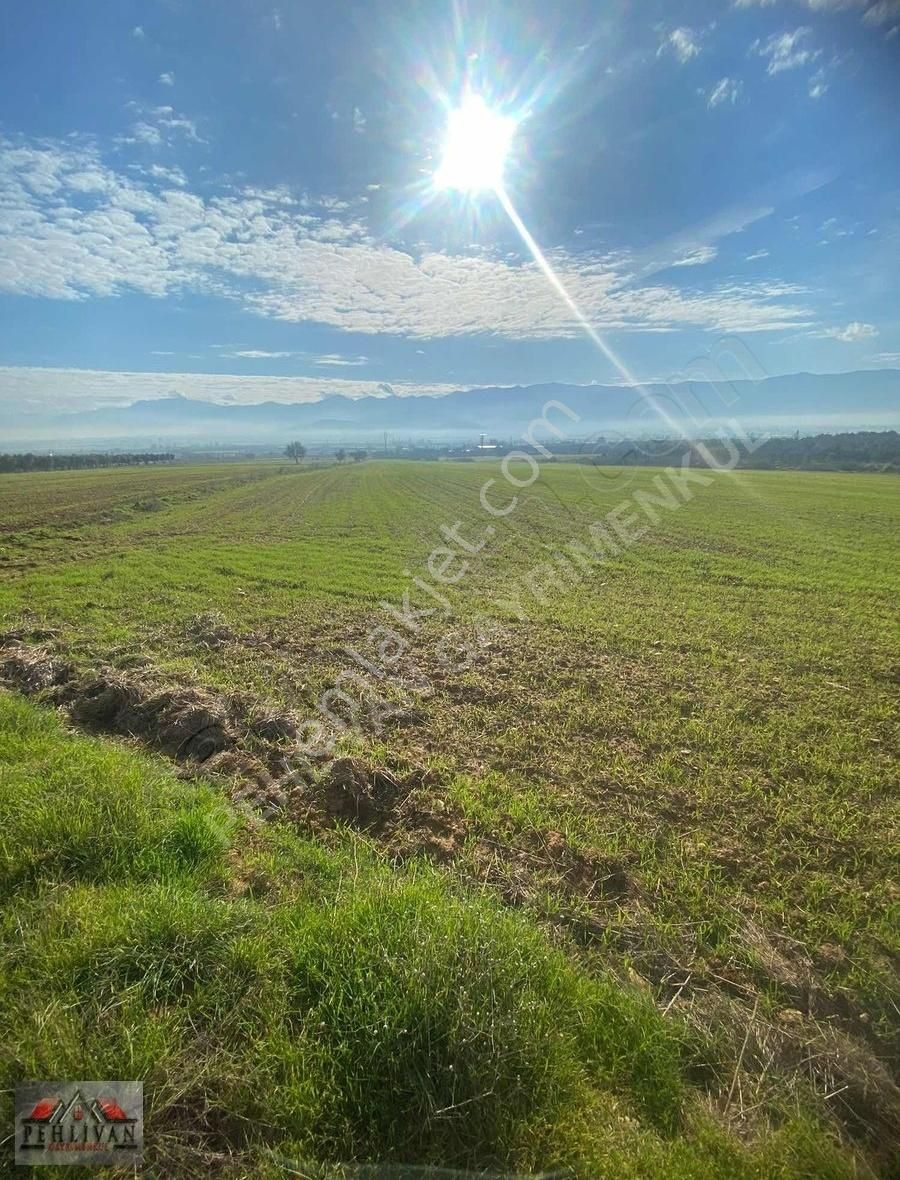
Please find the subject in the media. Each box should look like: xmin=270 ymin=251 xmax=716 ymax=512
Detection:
xmin=434 ymin=95 xmax=516 ymax=193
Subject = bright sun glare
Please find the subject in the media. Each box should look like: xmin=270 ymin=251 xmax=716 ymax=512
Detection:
xmin=434 ymin=95 xmax=516 ymax=193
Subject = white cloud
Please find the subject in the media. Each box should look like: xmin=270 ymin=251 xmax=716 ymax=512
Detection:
xmin=658 ymin=27 xmax=702 ymax=63
xmin=132 ymin=26 xmax=145 ymax=38
xmin=159 ymin=72 xmax=175 ymax=87
xmin=706 ymin=77 xmax=744 ymax=107
xmin=735 ymin=0 xmax=864 ymax=8
xmin=145 ymin=163 xmax=188 ymax=187
xmin=627 ymin=201 xmax=776 ymax=283
xmin=0 ymin=134 xmax=816 ymax=342
xmin=819 ymin=321 xmax=879 ymax=341
xmin=128 ymin=122 xmax=164 ymax=147
xmin=670 ymin=246 xmax=719 ymax=267
xmin=227 ymin=349 xmax=297 ymax=359
xmin=862 ymin=0 xmax=900 ymax=21
xmin=0 ymin=366 xmax=458 ymax=415
xmin=752 ymin=27 xmax=820 ymax=73
xmin=735 ymin=0 xmax=898 ymax=30
xmin=817 ymin=215 xmax=856 ymax=243
xmin=808 ymin=68 xmax=829 ymax=96
xmin=745 ymin=249 xmax=770 ymax=260
xmin=869 ymin=351 xmax=900 ymax=364
xmin=116 ymin=103 xmax=202 ymax=148
xmin=154 ymin=109 xmax=200 ymax=141
xmin=315 ymin=354 xmax=369 ymax=366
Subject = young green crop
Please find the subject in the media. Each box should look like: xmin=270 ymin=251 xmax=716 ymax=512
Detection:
xmin=1 ymin=459 xmax=897 ymax=1173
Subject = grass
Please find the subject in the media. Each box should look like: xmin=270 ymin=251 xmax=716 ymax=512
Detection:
xmin=1 ymin=458 xmax=898 ymax=1174
xmin=0 ymin=691 xmax=857 ymax=1177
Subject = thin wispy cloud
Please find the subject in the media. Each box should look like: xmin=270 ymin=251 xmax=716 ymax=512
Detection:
xmin=817 ymin=321 xmax=879 ymax=341
xmin=736 ymin=0 xmax=899 ymax=35
xmin=670 ymin=246 xmax=719 ymax=267
xmin=626 ymin=200 xmax=778 ymax=284
xmin=735 ymin=0 xmax=863 ymax=10
xmin=227 ymin=350 xmax=297 ymax=359
xmin=752 ymin=27 xmax=820 ymax=73
xmin=706 ymin=77 xmax=744 ymax=107
xmin=315 ymin=354 xmax=369 ymax=366
xmin=863 ymin=0 xmax=900 ymax=23
xmin=159 ymin=72 xmax=175 ymax=87
xmin=818 ymin=215 xmax=856 ymax=244
xmin=658 ymin=27 xmax=702 ymax=63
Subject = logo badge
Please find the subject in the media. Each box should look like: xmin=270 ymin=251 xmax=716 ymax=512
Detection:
xmin=15 ymin=1082 xmax=143 ymax=1167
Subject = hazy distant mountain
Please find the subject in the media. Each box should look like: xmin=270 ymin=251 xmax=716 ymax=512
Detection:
xmin=2 ymin=370 xmax=898 ymax=448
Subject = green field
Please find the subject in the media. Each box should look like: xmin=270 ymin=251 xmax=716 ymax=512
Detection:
xmin=1 ymin=458 xmax=898 ymax=1176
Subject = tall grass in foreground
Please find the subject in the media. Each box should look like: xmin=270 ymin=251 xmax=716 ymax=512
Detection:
xmin=0 ymin=693 xmax=867 ymax=1177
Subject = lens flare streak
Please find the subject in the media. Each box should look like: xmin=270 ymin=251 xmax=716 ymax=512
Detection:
xmin=495 ymin=184 xmax=690 ymax=441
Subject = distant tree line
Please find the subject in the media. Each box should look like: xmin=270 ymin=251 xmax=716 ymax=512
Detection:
xmin=284 ymin=443 xmax=368 ymax=465
xmin=0 ymin=452 xmax=176 ymax=474
xmin=571 ymin=431 xmax=900 ymax=473
xmin=703 ymin=430 xmax=900 ymax=472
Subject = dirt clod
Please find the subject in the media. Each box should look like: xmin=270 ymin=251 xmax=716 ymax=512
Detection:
xmin=182 ymin=611 xmax=237 ymax=650
xmin=67 ymin=673 xmax=232 ymax=762
xmin=319 ymin=757 xmax=405 ymax=824
xmin=0 ymin=641 xmax=72 ymax=693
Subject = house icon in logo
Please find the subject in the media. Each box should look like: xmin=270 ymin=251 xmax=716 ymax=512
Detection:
xmin=17 ymin=1083 xmax=141 ymax=1160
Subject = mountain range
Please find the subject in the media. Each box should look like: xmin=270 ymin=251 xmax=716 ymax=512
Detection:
xmin=1 ymin=369 xmax=898 ymax=448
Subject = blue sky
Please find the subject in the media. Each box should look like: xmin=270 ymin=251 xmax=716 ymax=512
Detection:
xmin=1 ymin=0 xmax=898 ymax=412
